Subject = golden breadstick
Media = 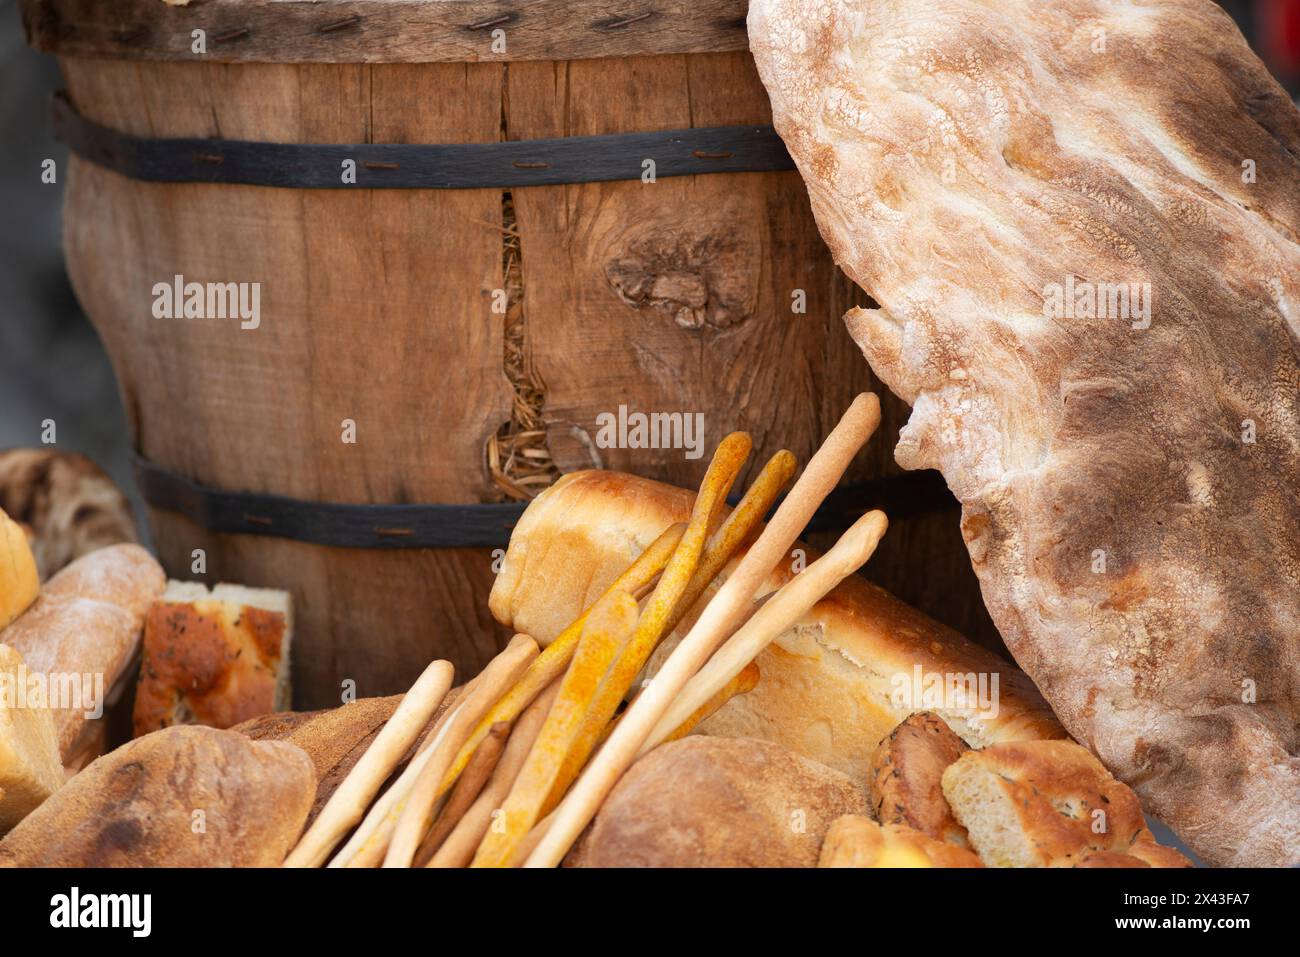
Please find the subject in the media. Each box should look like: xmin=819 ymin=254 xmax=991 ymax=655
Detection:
xmin=472 ymin=590 xmax=639 ymax=867
xmin=659 ymin=660 xmax=761 ymax=744
xmin=384 ymin=635 xmax=539 ymax=867
xmin=437 ymin=523 xmax=685 ymax=798
xmin=428 ymin=679 xmax=561 ymax=868
xmin=646 ymin=511 xmax=888 ymax=751
xmin=543 ymin=444 xmax=785 ymax=806
xmin=413 ymin=721 xmax=509 ymax=867
xmin=333 ymin=636 xmax=534 ymax=868
xmin=330 ymin=683 xmax=473 ymax=868
xmin=525 ymin=392 xmax=882 ymax=868
xmin=283 ymin=658 xmax=455 ymax=868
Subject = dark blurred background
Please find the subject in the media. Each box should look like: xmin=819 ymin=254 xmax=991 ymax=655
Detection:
xmin=4 ymin=0 xmax=1296 ymax=536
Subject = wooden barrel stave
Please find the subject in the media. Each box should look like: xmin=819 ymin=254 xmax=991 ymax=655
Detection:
xmin=55 ymin=49 xmax=999 ymax=707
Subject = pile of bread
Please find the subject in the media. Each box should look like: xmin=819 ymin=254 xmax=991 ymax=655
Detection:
xmin=0 ymin=439 xmax=1195 ymax=868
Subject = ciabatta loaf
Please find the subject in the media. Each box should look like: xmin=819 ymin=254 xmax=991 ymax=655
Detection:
xmin=133 ymin=580 xmax=292 ymax=735
xmin=0 ymin=725 xmax=314 ymax=867
xmin=3 ymin=544 xmax=164 ymax=757
xmin=490 ymin=470 xmax=1064 ymax=781
xmin=941 ymin=740 xmax=1191 ymax=868
xmin=573 ymin=736 xmax=867 ymax=868
xmin=749 ymin=0 xmax=1300 ymax=866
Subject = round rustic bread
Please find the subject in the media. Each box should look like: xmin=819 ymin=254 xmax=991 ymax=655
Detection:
xmin=0 ymin=725 xmax=315 ymax=867
xmin=573 ymin=736 xmax=867 ymax=867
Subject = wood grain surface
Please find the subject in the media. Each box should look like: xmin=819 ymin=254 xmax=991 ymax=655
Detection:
xmin=57 ymin=53 xmax=998 ymax=706
xmin=24 ymin=0 xmax=750 ymax=64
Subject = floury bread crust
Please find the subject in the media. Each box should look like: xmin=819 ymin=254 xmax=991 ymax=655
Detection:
xmin=489 ymin=470 xmax=1064 ymax=782
xmin=748 ymin=0 xmax=1300 ymax=865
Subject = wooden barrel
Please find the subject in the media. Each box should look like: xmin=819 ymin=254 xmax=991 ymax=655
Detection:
xmin=24 ymin=0 xmax=996 ymax=708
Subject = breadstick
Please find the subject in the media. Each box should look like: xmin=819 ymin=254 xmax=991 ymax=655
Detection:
xmin=538 ymin=433 xmax=752 ymax=807
xmin=524 ymin=392 xmax=882 ymax=868
xmin=658 ymin=660 xmax=761 ymax=744
xmin=330 ymin=679 xmax=477 ymax=868
xmin=383 ymin=634 xmax=539 ymax=867
xmin=329 ymin=637 xmax=525 ymax=868
xmin=646 ymin=511 xmax=888 ymax=751
xmin=413 ymin=721 xmax=509 ymax=867
xmin=428 ymin=679 xmax=561 ymax=868
xmin=437 ymin=522 xmax=685 ymax=798
xmin=544 ymin=448 xmax=793 ymax=806
xmin=471 ymin=590 xmax=639 ymax=867
xmin=283 ymin=658 xmax=454 ymax=868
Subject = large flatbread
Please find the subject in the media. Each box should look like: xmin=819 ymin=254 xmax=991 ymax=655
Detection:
xmin=749 ymin=0 xmax=1300 ymax=866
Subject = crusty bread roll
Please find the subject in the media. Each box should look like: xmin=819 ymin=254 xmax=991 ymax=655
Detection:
xmin=748 ymin=0 xmax=1300 ymax=868
xmin=819 ymin=815 xmax=982 ymax=868
xmin=0 ymin=450 xmax=137 ymax=580
xmin=572 ymin=736 xmax=867 ymax=867
xmin=133 ymin=580 xmax=292 ymax=736
xmin=0 ymin=644 xmax=63 ymax=835
xmin=870 ymin=711 xmax=969 ymax=846
xmin=0 ymin=725 xmax=314 ymax=867
xmin=0 ymin=507 xmax=39 ymax=630
xmin=232 ymin=690 xmax=461 ymax=828
xmin=941 ymin=740 xmax=1191 ymax=868
xmin=2 ymin=544 xmax=165 ymax=758
xmin=490 ymin=470 xmax=1064 ymax=780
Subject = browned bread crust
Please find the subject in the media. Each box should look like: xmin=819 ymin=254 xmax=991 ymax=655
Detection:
xmin=231 ymin=691 xmax=460 ymax=827
xmin=749 ymin=0 xmax=1300 ymax=868
xmin=574 ymin=736 xmax=867 ymax=867
xmin=133 ymin=590 xmax=289 ymax=736
xmin=0 ymin=725 xmax=314 ymax=867
xmin=0 ymin=507 xmax=38 ymax=630
xmin=819 ymin=815 xmax=983 ymax=868
xmin=3 ymin=544 xmax=165 ymax=758
xmin=941 ymin=740 xmax=1191 ymax=868
xmin=0 ymin=450 xmax=136 ymax=580
xmin=870 ymin=711 xmax=969 ymax=846
xmin=0 ymin=644 xmax=63 ymax=835
xmin=490 ymin=470 xmax=1064 ymax=782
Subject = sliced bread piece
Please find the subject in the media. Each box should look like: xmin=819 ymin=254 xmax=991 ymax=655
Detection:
xmin=133 ymin=580 xmax=292 ymax=735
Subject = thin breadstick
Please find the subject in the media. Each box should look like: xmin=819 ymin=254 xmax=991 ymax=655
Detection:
xmin=471 ymin=590 xmax=639 ymax=867
xmin=330 ymin=683 xmax=475 ymax=868
xmin=646 ymin=510 xmax=888 ymax=751
xmin=283 ymin=658 xmax=455 ymax=868
xmin=413 ymin=721 xmax=509 ymax=867
xmin=525 ymin=392 xmax=882 ymax=868
xmin=383 ymin=634 xmax=539 ymax=867
xmin=329 ymin=637 xmax=525 ymax=868
xmin=428 ymin=679 xmax=561 ymax=868
xmin=336 ymin=635 xmax=534 ymax=868
xmin=437 ymin=523 xmax=685 ymax=798
xmin=544 ymin=447 xmax=793 ymax=805
xmin=659 ymin=660 xmax=761 ymax=744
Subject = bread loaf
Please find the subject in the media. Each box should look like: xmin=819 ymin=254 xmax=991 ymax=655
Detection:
xmin=869 ymin=711 xmax=969 ymax=846
xmin=0 ymin=725 xmax=314 ymax=867
xmin=819 ymin=815 xmax=983 ymax=868
xmin=134 ymin=580 xmax=292 ymax=735
xmin=941 ymin=740 xmax=1192 ymax=868
xmin=0 ymin=644 xmax=63 ymax=835
xmin=490 ymin=470 xmax=1064 ymax=781
xmin=232 ymin=690 xmax=461 ymax=827
xmin=748 ymin=0 xmax=1300 ymax=868
xmin=0 ymin=450 xmax=136 ymax=580
xmin=572 ymin=736 xmax=867 ymax=867
xmin=2 ymin=544 xmax=165 ymax=757
xmin=0 ymin=507 xmax=39 ymax=630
